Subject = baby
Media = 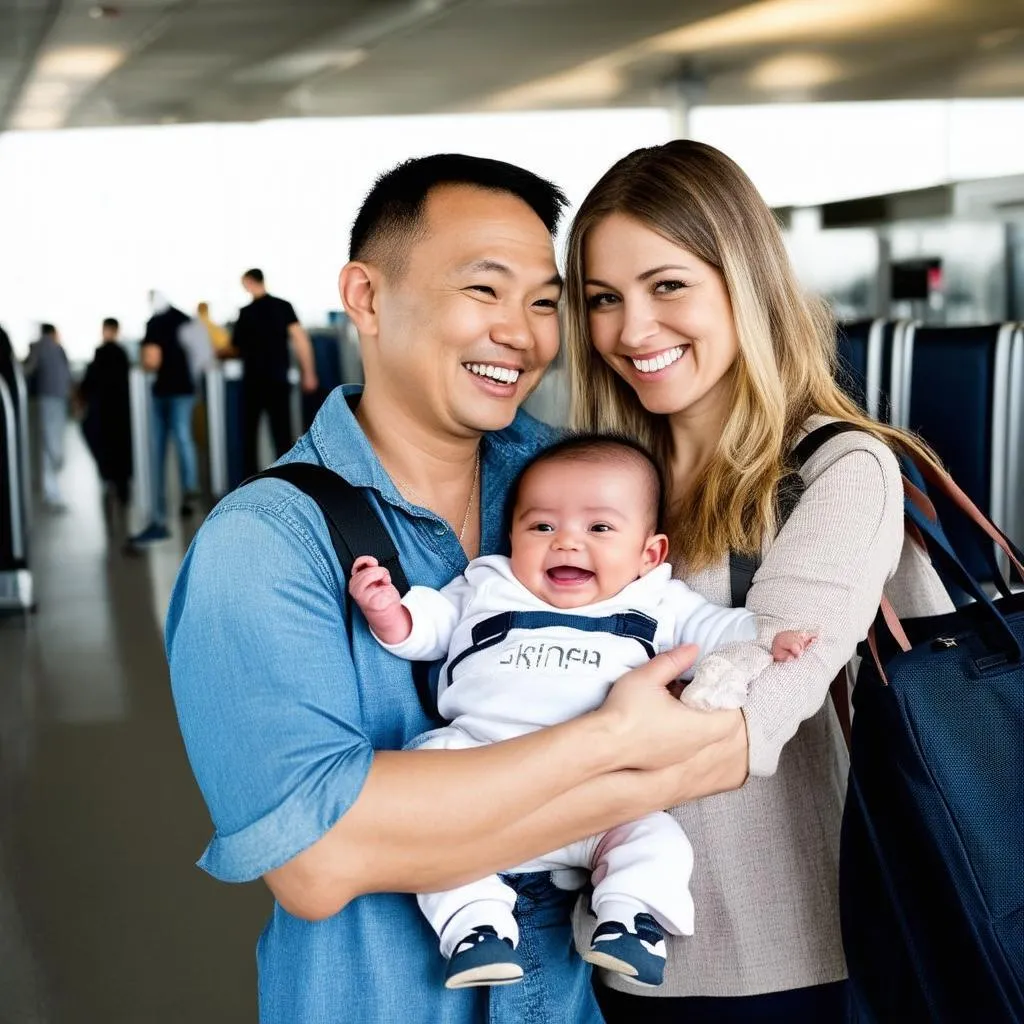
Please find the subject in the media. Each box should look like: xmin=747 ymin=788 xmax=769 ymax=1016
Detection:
xmin=349 ymin=435 xmax=812 ymax=991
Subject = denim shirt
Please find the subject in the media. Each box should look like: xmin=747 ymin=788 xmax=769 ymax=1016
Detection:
xmin=167 ymin=387 xmax=602 ymax=1024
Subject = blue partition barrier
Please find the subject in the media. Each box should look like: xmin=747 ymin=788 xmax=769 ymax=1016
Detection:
xmin=303 ymin=327 xmax=345 ymax=431
xmin=901 ymin=323 xmax=1017 ymax=583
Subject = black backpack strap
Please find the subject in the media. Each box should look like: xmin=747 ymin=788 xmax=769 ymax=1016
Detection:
xmin=253 ymin=463 xmax=409 ymax=594
xmin=728 ymin=552 xmax=761 ymax=611
xmin=728 ymin=422 xmax=868 ymax=607
xmin=791 ymin=421 xmax=866 ymax=468
xmin=244 ymin=463 xmax=441 ymax=724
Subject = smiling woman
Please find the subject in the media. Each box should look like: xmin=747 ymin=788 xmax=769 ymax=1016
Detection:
xmin=563 ymin=139 xmax=953 ymax=1023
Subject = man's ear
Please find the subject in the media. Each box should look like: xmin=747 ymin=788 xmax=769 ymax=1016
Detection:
xmin=339 ymin=261 xmax=380 ymax=338
xmin=639 ymin=533 xmax=669 ymax=575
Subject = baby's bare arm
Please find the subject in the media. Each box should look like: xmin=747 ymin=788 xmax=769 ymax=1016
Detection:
xmin=348 ymin=556 xmax=413 ymax=644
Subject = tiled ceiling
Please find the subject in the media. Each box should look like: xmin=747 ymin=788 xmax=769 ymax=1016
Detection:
xmin=3 ymin=0 xmax=1024 ymax=132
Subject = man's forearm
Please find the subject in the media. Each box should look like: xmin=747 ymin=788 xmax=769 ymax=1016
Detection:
xmin=486 ymin=709 xmax=748 ymax=874
xmin=265 ymin=703 xmax=748 ymax=920
xmin=289 ymin=326 xmax=316 ymax=378
xmin=262 ymin=647 xmax=745 ymax=918
xmin=265 ymin=710 xmax=625 ymax=919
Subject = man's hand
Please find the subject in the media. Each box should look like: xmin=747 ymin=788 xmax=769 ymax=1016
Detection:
xmin=348 ymin=556 xmax=413 ymax=644
xmin=301 ymin=368 xmax=319 ymax=394
xmin=592 ymin=644 xmax=746 ymax=777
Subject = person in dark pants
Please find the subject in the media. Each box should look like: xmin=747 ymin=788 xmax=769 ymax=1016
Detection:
xmin=131 ymin=291 xmax=199 ymax=545
xmin=594 ymin=980 xmax=850 ymax=1023
xmin=231 ymin=268 xmax=318 ymax=477
xmin=80 ymin=317 xmax=133 ymax=510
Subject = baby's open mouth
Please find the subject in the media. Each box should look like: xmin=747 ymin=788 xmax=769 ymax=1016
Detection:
xmin=546 ymin=566 xmax=595 ymax=585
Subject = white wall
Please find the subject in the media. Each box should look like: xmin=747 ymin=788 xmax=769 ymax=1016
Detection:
xmin=3 ymin=97 xmax=1022 ymax=361
xmin=0 ymin=109 xmax=671 ymax=360
xmin=689 ymin=98 xmax=1024 ymax=207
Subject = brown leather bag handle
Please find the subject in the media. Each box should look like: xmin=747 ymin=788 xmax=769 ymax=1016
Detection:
xmin=910 ymin=457 xmax=1024 ymax=579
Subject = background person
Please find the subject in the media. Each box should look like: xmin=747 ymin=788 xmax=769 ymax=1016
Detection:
xmin=231 ymin=268 xmax=318 ymax=476
xmin=196 ymin=301 xmax=232 ymax=357
xmin=131 ymin=290 xmax=199 ymax=544
xmin=24 ymin=323 xmax=72 ymax=510
xmin=564 ymin=139 xmax=955 ymax=1023
xmin=79 ymin=317 xmax=133 ymax=512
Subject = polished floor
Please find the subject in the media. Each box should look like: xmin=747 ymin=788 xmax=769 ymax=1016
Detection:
xmin=1 ymin=419 xmax=271 ymax=1023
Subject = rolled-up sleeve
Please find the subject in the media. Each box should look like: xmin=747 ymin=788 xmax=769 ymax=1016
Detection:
xmin=720 ymin=441 xmax=905 ymax=776
xmin=166 ymin=504 xmax=371 ymax=883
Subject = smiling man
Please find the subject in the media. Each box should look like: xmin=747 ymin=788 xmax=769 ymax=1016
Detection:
xmin=166 ymin=155 xmax=744 ymax=1024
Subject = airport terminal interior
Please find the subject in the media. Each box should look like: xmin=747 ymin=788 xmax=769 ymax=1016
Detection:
xmin=2 ymin=1 xmax=1024 ymax=1021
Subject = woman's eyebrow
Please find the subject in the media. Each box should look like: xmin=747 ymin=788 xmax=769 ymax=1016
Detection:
xmin=637 ymin=264 xmax=693 ymax=281
xmin=585 ymin=264 xmax=693 ymax=288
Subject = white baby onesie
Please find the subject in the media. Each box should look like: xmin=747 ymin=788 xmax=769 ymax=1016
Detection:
xmin=381 ymin=556 xmax=757 ymax=745
xmin=374 ymin=557 xmax=758 ymax=956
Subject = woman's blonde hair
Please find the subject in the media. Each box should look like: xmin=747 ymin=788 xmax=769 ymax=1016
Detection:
xmin=565 ymin=139 xmax=939 ymax=571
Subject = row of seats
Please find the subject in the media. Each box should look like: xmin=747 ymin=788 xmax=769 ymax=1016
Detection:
xmin=837 ymin=318 xmax=1024 ymax=583
xmin=0 ymin=348 xmax=34 ymax=612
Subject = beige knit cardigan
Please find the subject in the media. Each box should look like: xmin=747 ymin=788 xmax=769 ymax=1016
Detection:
xmin=576 ymin=417 xmax=955 ymax=998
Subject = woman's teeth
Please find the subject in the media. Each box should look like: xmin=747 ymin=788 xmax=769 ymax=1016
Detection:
xmin=467 ymin=363 xmax=520 ymax=384
xmin=631 ymin=346 xmax=686 ymax=374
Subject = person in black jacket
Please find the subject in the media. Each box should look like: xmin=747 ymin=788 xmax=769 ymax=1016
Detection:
xmin=232 ymin=268 xmax=318 ymax=477
xmin=131 ymin=291 xmax=199 ymax=545
xmin=80 ymin=318 xmax=132 ymax=510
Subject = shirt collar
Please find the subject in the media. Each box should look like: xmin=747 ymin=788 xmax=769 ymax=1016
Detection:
xmin=308 ymin=384 xmax=538 ymax=519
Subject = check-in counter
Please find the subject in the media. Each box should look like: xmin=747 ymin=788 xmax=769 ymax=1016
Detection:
xmin=128 ymin=366 xmax=155 ymax=525
xmin=0 ymin=355 xmax=33 ymax=612
xmin=205 ymin=359 xmax=245 ymax=497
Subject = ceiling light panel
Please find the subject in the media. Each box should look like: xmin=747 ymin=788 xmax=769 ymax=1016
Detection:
xmin=650 ymin=0 xmax=954 ymax=53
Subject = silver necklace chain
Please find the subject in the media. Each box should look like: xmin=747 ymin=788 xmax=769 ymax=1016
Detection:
xmin=394 ymin=449 xmax=480 ymax=543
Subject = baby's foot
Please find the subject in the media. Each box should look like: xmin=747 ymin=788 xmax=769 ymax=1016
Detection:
xmin=582 ymin=912 xmax=666 ymax=987
xmin=444 ymin=926 xmax=524 ymax=989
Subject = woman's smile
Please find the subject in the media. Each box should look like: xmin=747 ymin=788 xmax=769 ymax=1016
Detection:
xmin=625 ymin=344 xmax=690 ymax=378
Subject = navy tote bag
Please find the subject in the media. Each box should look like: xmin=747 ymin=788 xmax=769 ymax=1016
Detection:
xmin=841 ymin=453 xmax=1024 ymax=1023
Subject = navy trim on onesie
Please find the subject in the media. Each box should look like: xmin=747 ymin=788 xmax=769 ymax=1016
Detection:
xmin=446 ymin=609 xmax=658 ymax=686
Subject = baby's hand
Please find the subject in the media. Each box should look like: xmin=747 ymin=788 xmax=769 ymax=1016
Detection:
xmin=771 ymin=630 xmax=817 ymax=663
xmin=349 ymin=555 xmax=403 ymax=617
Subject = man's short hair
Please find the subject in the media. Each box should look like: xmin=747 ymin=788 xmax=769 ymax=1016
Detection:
xmin=508 ymin=433 xmax=666 ymax=534
xmin=349 ymin=153 xmax=568 ymax=276
xmin=242 ymin=268 xmax=264 ymax=284
xmin=102 ymin=317 xmax=119 ymax=331
xmin=40 ymin=323 xmax=56 ymax=336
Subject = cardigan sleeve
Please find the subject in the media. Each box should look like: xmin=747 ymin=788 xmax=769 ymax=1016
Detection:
xmin=723 ymin=435 xmax=906 ymax=776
